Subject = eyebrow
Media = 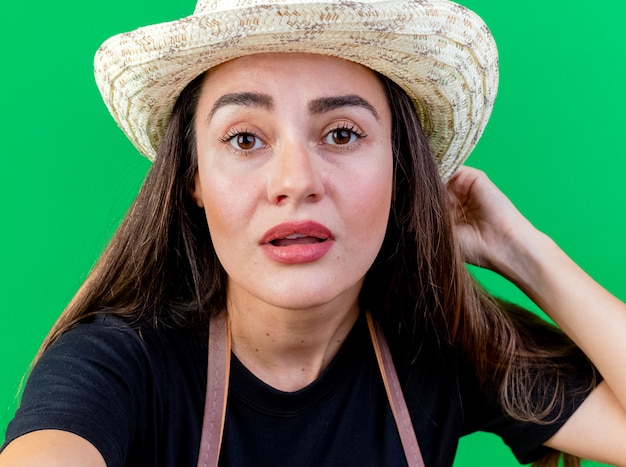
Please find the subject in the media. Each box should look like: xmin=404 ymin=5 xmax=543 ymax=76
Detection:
xmin=308 ymin=95 xmax=380 ymax=120
xmin=208 ymin=92 xmax=274 ymax=120
xmin=207 ymin=92 xmax=379 ymax=121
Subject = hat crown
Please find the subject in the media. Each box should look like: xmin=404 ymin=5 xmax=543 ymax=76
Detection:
xmin=195 ymin=0 xmax=285 ymax=13
xmin=194 ymin=0 xmax=386 ymax=14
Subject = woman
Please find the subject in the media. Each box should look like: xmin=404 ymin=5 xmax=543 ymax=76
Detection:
xmin=2 ymin=0 xmax=626 ymax=465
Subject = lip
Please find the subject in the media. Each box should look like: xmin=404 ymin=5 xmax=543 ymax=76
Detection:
xmin=260 ymin=220 xmax=335 ymax=264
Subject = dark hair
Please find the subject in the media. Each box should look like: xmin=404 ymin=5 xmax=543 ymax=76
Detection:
xmin=38 ymin=72 xmax=219 ymax=345
xmin=374 ymin=78 xmax=597 ymax=466
xmin=38 ymin=69 xmax=595 ymax=467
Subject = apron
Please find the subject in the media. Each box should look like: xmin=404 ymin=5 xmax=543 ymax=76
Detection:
xmin=197 ymin=311 xmax=425 ymax=467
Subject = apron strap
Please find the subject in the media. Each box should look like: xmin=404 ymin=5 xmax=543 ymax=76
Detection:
xmin=197 ymin=311 xmax=425 ymax=467
xmin=365 ymin=312 xmax=425 ymax=467
xmin=197 ymin=312 xmax=230 ymax=467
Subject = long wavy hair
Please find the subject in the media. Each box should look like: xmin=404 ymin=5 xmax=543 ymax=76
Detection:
xmin=37 ymin=70 xmax=595 ymax=467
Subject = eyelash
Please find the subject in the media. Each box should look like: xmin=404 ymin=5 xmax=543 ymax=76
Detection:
xmin=324 ymin=123 xmax=367 ymax=147
xmin=218 ymin=127 xmax=262 ymax=146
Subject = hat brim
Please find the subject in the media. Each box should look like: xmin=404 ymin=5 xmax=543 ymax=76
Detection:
xmin=94 ymin=0 xmax=498 ymax=180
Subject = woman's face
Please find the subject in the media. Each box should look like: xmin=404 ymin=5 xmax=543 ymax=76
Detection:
xmin=193 ymin=53 xmax=393 ymax=312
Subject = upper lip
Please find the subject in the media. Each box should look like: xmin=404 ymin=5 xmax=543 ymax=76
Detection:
xmin=260 ymin=221 xmax=333 ymax=245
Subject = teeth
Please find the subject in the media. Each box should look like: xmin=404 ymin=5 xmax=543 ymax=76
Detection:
xmin=285 ymin=234 xmax=306 ymax=239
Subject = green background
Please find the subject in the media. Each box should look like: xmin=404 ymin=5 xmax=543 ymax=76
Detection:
xmin=1 ymin=0 xmax=624 ymax=465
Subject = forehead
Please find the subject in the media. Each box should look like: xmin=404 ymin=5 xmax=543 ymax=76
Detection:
xmin=197 ymin=53 xmax=389 ymax=108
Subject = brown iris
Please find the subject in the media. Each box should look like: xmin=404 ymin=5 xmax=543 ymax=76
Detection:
xmin=331 ymin=129 xmax=352 ymax=145
xmin=236 ymin=133 xmax=257 ymax=150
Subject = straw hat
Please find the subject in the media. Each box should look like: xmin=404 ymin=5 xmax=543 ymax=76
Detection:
xmin=94 ymin=0 xmax=498 ymax=181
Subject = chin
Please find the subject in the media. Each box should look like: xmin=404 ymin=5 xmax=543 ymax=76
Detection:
xmin=250 ymin=281 xmax=362 ymax=312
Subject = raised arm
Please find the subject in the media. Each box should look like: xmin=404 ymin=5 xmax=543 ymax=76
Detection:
xmin=448 ymin=166 xmax=626 ymax=465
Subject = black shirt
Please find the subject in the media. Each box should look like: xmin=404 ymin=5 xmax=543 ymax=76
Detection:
xmin=3 ymin=314 xmax=586 ymax=466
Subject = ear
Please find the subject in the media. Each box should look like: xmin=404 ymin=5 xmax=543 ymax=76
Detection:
xmin=190 ymin=173 xmax=205 ymax=208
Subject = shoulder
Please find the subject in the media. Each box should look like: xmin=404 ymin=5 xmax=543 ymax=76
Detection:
xmin=4 ymin=314 xmax=208 ymax=466
xmin=45 ymin=314 xmax=207 ymax=375
xmin=37 ymin=313 xmax=209 ymax=417
xmin=398 ymin=335 xmax=593 ymax=465
xmin=394 ymin=337 xmax=523 ymax=463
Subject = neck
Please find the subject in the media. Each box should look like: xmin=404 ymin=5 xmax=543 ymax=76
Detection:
xmin=227 ymin=293 xmax=360 ymax=392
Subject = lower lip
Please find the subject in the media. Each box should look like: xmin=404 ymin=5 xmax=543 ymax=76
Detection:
xmin=261 ymin=240 xmax=335 ymax=264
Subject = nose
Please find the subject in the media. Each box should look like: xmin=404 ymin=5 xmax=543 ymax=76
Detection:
xmin=267 ymin=139 xmax=325 ymax=205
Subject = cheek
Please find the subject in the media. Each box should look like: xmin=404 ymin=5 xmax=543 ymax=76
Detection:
xmin=198 ymin=171 xmax=254 ymax=246
xmin=344 ymin=153 xmax=394 ymax=248
xmin=364 ymin=149 xmax=393 ymax=213
xmin=199 ymin=180 xmax=261 ymax=286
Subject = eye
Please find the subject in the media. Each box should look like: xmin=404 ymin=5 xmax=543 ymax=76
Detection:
xmin=230 ymin=132 xmax=263 ymax=150
xmin=323 ymin=124 xmax=365 ymax=146
xmin=220 ymin=130 xmax=265 ymax=151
